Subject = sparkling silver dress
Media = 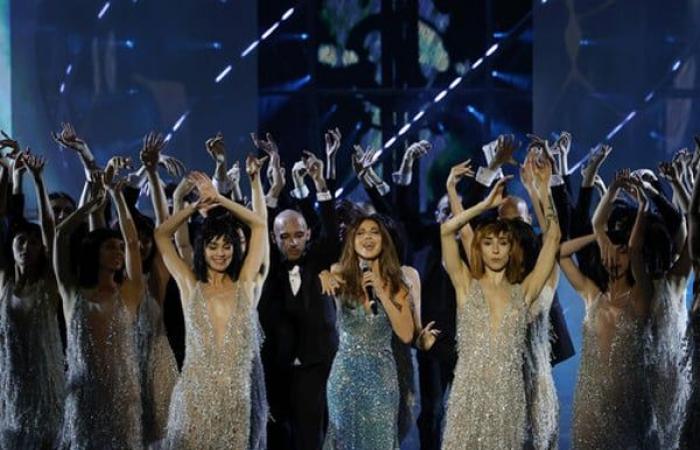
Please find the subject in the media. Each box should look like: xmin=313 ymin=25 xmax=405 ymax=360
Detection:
xmin=646 ymin=279 xmax=691 ymax=450
xmin=0 ymin=279 xmax=65 ymax=449
xmin=135 ymin=289 xmax=178 ymax=444
xmin=572 ymin=292 xmax=651 ymax=449
xmin=324 ymin=298 xmax=399 ymax=450
xmin=162 ymin=282 xmax=267 ymax=450
xmin=442 ymin=281 xmax=529 ymax=450
xmin=59 ymin=290 xmax=143 ymax=449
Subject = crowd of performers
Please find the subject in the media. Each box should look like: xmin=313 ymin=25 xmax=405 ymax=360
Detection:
xmin=1 ymin=122 xmax=699 ymax=450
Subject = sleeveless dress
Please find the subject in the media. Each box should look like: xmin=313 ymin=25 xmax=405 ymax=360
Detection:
xmin=572 ymin=292 xmax=651 ymax=449
xmin=646 ymin=279 xmax=690 ymax=450
xmin=59 ymin=290 xmax=143 ymax=449
xmin=0 ymin=279 xmax=65 ymax=449
xmin=682 ymin=291 xmax=700 ymax=448
xmin=442 ymin=281 xmax=529 ymax=450
xmin=324 ymin=298 xmax=399 ymax=450
xmin=135 ymin=288 xmax=178 ymax=444
xmin=161 ymin=282 xmax=267 ymax=450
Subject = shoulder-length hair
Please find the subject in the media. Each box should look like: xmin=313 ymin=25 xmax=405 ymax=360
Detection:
xmin=336 ymin=214 xmax=407 ymax=306
xmin=78 ymin=228 xmax=125 ymax=288
xmin=469 ymin=218 xmax=524 ymax=284
xmin=193 ymin=213 xmax=244 ymax=283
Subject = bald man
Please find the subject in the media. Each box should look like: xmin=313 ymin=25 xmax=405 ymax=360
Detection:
xmin=258 ymin=192 xmax=340 ymax=450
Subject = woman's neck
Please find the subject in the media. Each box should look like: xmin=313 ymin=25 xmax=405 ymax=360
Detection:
xmin=15 ymin=263 xmax=40 ymax=284
xmin=207 ymin=270 xmax=230 ymax=287
xmin=96 ymin=269 xmax=119 ymax=293
xmin=481 ymin=267 xmax=507 ymax=286
xmin=607 ymin=276 xmax=632 ymax=301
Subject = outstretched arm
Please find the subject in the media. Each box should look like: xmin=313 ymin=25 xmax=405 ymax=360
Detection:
xmin=247 ymin=155 xmax=269 ymax=282
xmin=140 ymin=132 xmax=170 ymax=225
xmin=24 ymin=153 xmax=56 ymax=261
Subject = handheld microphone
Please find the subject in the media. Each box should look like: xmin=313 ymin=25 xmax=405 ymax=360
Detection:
xmin=359 ymin=259 xmax=378 ymax=315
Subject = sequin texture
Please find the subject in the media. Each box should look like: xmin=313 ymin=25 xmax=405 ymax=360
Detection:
xmin=442 ymin=281 xmax=528 ymax=450
xmin=0 ymin=279 xmax=65 ymax=449
xmin=135 ymin=289 xmax=178 ymax=444
xmin=572 ymin=292 xmax=651 ymax=449
xmin=324 ymin=299 xmax=400 ymax=450
xmin=162 ymin=281 xmax=266 ymax=450
xmin=59 ymin=290 xmax=143 ymax=449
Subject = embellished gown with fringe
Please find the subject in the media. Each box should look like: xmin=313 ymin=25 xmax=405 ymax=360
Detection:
xmin=646 ymin=279 xmax=691 ymax=450
xmin=442 ymin=282 xmax=530 ymax=450
xmin=0 ymin=279 xmax=65 ymax=450
xmin=572 ymin=292 xmax=651 ymax=449
xmin=135 ymin=288 xmax=178 ymax=444
xmin=59 ymin=291 xmax=143 ymax=449
xmin=161 ymin=282 xmax=267 ymax=450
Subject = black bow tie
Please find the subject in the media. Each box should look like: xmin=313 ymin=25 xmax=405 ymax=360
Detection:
xmin=282 ymin=256 xmax=305 ymax=271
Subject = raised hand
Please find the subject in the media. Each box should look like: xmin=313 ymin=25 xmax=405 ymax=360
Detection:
xmin=292 ymin=159 xmax=308 ymax=184
xmin=22 ymin=151 xmax=46 ymax=178
xmin=325 ymin=128 xmax=342 ymax=159
xmin=140 ymin=132 xmax=166 ymax=171
xmin=228 ymin=161 xmax=241 ymax=185
xmin=531 ymin=152 xmax=553 ymax=189
xmin=173 ymin=176 xmax=195 ymax=204
xmin=491 ymin=134 xmax=520 ymax=168
xmin=446 ymin=159 xmax=474 ymax=189
xmin=480 ymin=176 xmax=512 ymax=210
xmin=526 ymin=133 xmax=557 ymax=173
xmin=405 ymin=140 xmax=431 ymax=163
xmin=51 ymin=122 xmax=89 ymax=153
xmin=159 ymin=154 xmax=186 ymax=178
xmin=187 ymin=171 xmax=219 ymax=211
xmin=0 ymin=130 xmax=20 ymax=157
xmin=593 ymin=174 xmax=607 ymax=196
xmin=303 ymin=150 xmax=324 ymax=181
xmin=205 ymin=132 xmax=227 ymax=164
xmin=581 ymin=144 xmax=612 ymax=187
xmin=107 ymin=155 xmax=133 ymax=175
xmin=246 ymin=154 xmax=268 ymax=178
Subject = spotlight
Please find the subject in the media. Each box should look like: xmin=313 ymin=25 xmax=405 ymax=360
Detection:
xmin=672 ymin=59 xmax=682 ymax=71
xmin=466 ymin=105 xmax=485 ymax=124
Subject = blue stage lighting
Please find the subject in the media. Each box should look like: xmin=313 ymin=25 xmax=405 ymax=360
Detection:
xmin=97 ymin=2 xmax=111 ymax=20
xmin=466 ymin=105 xmax=485 ymax=124
xmin=215 ymin=65 xmax=232 ymax=83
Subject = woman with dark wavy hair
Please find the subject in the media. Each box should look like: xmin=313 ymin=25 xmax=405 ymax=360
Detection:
xmin=319 ymin=214 xmax=414 ymax=449
xmin=154 ymin=161 xmax=268 ymax=450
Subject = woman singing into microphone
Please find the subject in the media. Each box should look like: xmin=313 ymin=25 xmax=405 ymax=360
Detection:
xmin=319 ymin=215 xmax=414 ymax=450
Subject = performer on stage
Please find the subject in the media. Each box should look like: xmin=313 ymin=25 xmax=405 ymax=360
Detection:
xmin=320 ymin=215 xmax=414 ymax=450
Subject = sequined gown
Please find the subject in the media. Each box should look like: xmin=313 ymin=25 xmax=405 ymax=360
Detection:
xmin=646 ymin=279 xmax=690 ymax=450
xmin=135 ymin=289 xmax=178 ymax=444
xmin=572 ymin=292 xmax=651 ymax=449
xmin=0 ymin=280 xmax=65 ymax=449
xmin=59 ymin=290 xmax=143 ymax=449
xmin=162 ymin=282 xmax=267 ymax=450
xmin=324 ymin=298 xmax=399 ymax=450
xmin=442 ymin=281 xmax=529 ymax=450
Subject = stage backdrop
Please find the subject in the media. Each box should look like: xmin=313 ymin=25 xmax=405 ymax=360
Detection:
xmin=10 ymin=0 xmax=258 ymax=215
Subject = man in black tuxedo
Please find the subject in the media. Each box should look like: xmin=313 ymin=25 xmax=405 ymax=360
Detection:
xmin=257 ymin=150 xmax=339 ymax=450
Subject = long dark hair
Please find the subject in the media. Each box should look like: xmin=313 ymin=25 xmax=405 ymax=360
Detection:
xmin=193 ymin=213 xmax=244 ymax=283
xmin=78 ymin=228 xmax=125 ymax=288
xmin=10 ymin=220 xmax=49 ymax=279
xmin=337 ymin=215 xmax=407 ymax=306
xmin=132 ymin=213 xmax=156 ymax=273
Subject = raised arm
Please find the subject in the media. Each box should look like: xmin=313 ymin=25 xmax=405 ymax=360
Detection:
xmin=24 ymin=153 xmax=55 ymax=259
xmin=446 ymin=160 xmax=475 ymax=263
xmin=52 ymin=122 xmax=100 ymax=178
xmin=140 ymin=132 xmax=170 ymax=225
xmin=247 ymin=155 xmax=269 ymax=281
xmin=522 ymin=157 xmax=562 ymax=304
xmin=107 ymin=177 xmax=144 ymax=314
xmin=54 ymin=191 xmax=105 ymax=311
xmin=172 ymin=177 xmax=195 ymax=266
xmin=324 ymin=128 xmax=341 ymax=181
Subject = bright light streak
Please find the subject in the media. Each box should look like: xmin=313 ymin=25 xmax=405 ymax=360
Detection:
xmin=172 ymin=112 xmax=189 ymax=132
xmin=398 ymin=123 xmax=411 ymax=136
xmin=471 ymin=58 xmax=483 ymax=69
xmin=261 ymin=22 xmax=280 ymax=40
xmin=215 ymin=65 xmax=232 ymax=83
xmin=97 ymin=2 xmax=111 ymax=19
xmin=240 ymin=40 xmax=259 ymax=58
xmin=281 ymin=8 xmax=295 ymax=21
xmin=485 ymin=44 xmax=498 ymax=56
xmin=433 ymin=89 xmax=448 ymax=103
xmin=449 ymin=77 xmax=463 ymax=89
xmin=412 ymin=111 xmax=425 ymax=122
xmin=384 ymin=137 xmax=397 ymax=149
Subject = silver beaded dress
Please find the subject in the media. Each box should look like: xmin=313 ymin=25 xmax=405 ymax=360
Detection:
xmin=324 ymin=298 xmax=400 ymax=450
xmin=646 ymin=279 xmax=690 ymax=450
xmin=0 ymin=279 xmax=65 ymax=449
xmin=572 ymin=292 xmax=651 ymax=449
xmin=442 ymin=281 xmax=529 ymax=450
xmin=59 ymin=290 xmax=143 ymax=449
xmin=135 ymin=288 xmax=178 ymax=444
xmin=161 ymin=281 xmax=267 ymax=450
